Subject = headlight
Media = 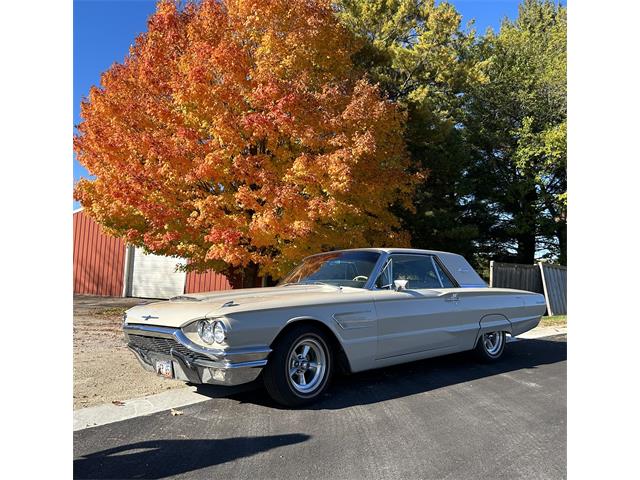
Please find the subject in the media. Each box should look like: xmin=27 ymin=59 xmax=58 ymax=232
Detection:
xmin=196 ymin=320 xmax=226 ymax=345
xmin=197 ymin=320 xmax=215 ymax=344
xmin=213 ymin=321 xmax=226 ymax=343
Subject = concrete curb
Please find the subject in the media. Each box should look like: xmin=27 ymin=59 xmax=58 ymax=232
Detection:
xmin=73 ymin=386 xmax=211 ymax=431
xmin=510 ymin=325 xmax=567 ymax=341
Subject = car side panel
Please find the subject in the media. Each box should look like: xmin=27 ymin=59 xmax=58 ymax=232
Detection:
xmin=454 ymin=289 xmax=545 ymax=346
xmin=224 ymin=288 xmax=546 ymax=375
xmin=372 ymin=289 xmax=478 ymax=359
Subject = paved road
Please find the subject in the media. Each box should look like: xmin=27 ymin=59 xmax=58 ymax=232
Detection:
xmin=74 ymin=335 xmax=566 ymax=480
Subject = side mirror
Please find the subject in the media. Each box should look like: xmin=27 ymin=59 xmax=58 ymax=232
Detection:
xmin=394 ymin=279 xmax=408 ymax=291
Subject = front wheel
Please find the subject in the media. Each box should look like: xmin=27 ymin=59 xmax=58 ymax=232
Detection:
xmin=475 ymin=331 xmax=506 ymax=362
xmin=263 ymin=325 xmax=333 ymax=407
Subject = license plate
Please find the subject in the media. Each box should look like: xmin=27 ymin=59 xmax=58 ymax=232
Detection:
xmin=155 ymin=360 xmax=173 ymax=379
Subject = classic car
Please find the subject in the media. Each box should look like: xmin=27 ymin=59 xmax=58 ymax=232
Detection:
xmin=123 ymin=248 xmax=547 ymax=406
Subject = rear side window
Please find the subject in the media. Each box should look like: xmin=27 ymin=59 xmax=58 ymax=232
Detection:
xmin=374 ymin=254 xmax=459 ymax=289
xmin=391 ymin=255 xmax=442 ymax=289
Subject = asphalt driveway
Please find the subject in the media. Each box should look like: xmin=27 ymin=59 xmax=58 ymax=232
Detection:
xmin=74 ymin=334 xmax=566 ymax=480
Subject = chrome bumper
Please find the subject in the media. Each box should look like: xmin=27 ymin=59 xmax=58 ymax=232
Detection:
xmin=123 ymin=323 xmax=271 ymax=387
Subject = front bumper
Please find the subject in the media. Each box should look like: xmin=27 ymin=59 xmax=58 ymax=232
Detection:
xmin=123 ymin=323 xmax=271 ymax=386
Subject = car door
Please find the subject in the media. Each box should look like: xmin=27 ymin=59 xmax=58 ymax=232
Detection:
xmin=372 ymin=254 xmax=465 ymax=359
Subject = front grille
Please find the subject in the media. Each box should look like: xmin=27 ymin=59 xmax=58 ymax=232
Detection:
xmin=127 ymin=335 xmax=212 ymax=363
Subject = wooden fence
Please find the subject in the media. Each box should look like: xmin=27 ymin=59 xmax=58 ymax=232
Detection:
xmin=539 ymin=263 xmax=567 ymax=316
xmin=490 ymin=261 xmax=567 ymax=316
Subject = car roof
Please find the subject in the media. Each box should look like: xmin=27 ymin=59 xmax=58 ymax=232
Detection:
xmin=304 ymin=247 xmax=454 ymax=258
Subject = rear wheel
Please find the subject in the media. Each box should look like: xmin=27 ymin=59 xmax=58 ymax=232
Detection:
xmin=263 ymin=325 xmax=333 ymax=407
xmin=475 ymin=331 xmax=506 ymax=362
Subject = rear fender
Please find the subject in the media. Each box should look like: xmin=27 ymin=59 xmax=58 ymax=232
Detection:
xmin=474 ymin=314 xmax=512 ymax=347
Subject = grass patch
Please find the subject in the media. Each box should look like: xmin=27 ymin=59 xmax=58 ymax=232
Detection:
xmin=539 ymin=315 xmax=567 ymax=328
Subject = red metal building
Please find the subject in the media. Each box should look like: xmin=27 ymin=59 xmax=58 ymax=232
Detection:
xmin=73 ymin=209 xmax=232 ymax=298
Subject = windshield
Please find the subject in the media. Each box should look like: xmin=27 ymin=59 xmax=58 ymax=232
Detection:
xmin=279 ymin=251 xmax=381 ymax=288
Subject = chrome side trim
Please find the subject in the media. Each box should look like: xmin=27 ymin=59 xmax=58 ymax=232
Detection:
xmin=332 ymin=311 xmax=376 ymax=330
xmin=123 ymin=323 xmax=178 ymax=339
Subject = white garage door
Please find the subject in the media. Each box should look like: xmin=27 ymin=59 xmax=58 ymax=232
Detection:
xmin=130 ymin=247 xmax=187 ymax=299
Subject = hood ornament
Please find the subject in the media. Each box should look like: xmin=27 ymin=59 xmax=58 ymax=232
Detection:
xmin=141 ymin=314 xmax=159 ymax=321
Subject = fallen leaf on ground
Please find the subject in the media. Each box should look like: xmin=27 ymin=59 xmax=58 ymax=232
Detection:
xmin=112 ymin=400 xmax=125 ymax=406
xmin=171 ymin=409 xmax=184 ymax=416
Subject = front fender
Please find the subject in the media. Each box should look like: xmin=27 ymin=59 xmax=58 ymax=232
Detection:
xmin=279 ymin=314 xmax=375 ymax=374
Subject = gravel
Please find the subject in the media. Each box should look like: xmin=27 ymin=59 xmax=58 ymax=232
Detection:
xmin=73 ymin=295 xmax=186 ymax=409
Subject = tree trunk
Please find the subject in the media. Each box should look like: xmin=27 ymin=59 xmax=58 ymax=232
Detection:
xmin=226 ymin=262 xmax=260 ymax=289
xmin=514 ymin=186 xmax=539 ymax=264
xmin=242 ymin=262 xmax=259 ymax=288
xmin=516 ymin=234 xmax=536 ymax=264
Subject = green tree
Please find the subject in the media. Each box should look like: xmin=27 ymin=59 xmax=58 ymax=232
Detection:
xmin=335 ymin=0 xmax=489 ymax=263
xmin=464 ymin=0 xmax=567 ymax=264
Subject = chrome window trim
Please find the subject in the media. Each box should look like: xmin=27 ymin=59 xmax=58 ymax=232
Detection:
xmin=285 ymin=250 xmax=383 ymax=290
xmin=431 ymin=256 xmax=444 ymax=287
xmin=365 ymin=251 xmax=391 ymax=290
xmin=367 ymin=253 xmax=393 ymax=290
xmin=431 ymin=255 xmax=459 ymax=287
xmin=359 ymin=251 xmax=386 ymax=289
xmin=368 ymin=253 xmax=460 ymax=290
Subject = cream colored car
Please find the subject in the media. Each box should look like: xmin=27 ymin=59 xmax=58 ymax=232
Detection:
xmin=123 ymin=248 xmax=546 ymax=406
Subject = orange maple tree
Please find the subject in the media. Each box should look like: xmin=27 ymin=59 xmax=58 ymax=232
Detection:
xmin=74 ymin=0 xmax=419 ymax=277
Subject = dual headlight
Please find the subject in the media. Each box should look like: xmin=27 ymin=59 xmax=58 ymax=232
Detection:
xmin=196 ymin=319 xmax=226 ymax=345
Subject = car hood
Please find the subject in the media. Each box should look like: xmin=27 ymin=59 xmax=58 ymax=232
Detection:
xmin=124 ymin=285 xmax=370 ymax=328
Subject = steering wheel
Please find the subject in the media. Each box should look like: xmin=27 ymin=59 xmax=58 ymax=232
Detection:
xmin=352 ymin=275 xmax=368 ymax=282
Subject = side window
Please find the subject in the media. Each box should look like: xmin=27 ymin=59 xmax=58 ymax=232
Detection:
xmin=433 ymin=259 xmax=455 ymax=288
xmin=391 ymin=255 xmax=442 ymax=289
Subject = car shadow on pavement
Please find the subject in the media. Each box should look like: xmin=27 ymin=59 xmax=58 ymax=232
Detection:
xmin=216 ymin=335 xmax=567 ymax=410
xmin=73 ymin=434 xmax=310 ymax=479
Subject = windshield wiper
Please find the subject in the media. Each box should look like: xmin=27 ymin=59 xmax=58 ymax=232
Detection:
xmin=281 ymin=281 xmax=341 ymax=289
xmin=299 ymin=281 xmax=342 ymax=289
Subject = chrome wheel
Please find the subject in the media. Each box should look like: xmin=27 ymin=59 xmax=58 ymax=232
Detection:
xmin=287 ymin=338 xmax=327 ymax=394
xmin=483 ymin=331 xmax=504 ymax=356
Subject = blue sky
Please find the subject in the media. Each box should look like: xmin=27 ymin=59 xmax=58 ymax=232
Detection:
xmin=73 ymin=0 xmax=521 ymax=209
